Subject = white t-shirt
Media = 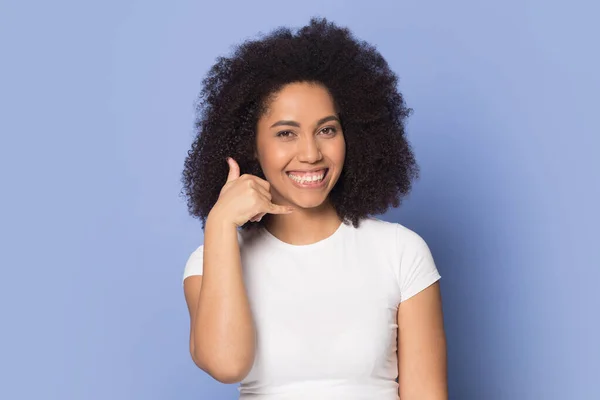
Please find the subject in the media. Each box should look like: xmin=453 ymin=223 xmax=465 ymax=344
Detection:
xmin=183 ymin=217 xmax=441 ymax=400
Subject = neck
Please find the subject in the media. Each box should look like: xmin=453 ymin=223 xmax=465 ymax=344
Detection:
xmin=263 ymin=202 xmax=342 ymax=246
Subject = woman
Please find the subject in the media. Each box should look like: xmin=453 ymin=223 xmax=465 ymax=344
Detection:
xmin=181 ymin=17 xmax=447 ymax=399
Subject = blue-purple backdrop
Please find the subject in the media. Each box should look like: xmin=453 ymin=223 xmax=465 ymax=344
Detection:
xmin=1 ymin=1 xmax=598 ymax=399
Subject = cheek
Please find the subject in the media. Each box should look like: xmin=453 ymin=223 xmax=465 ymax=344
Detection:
xmin=258 ymin=144 xmax=289 ymax=175
xmin=339 ymin=141 xmax=347 ymax=165
xmin=327 ymin=137 xmax=346 ymax=167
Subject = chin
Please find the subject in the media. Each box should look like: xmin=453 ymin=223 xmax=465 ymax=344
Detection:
xmin=291 ymin=198 xmax=328 ymax=210
xmin=283 ymin=190 xmax=334 ymax=210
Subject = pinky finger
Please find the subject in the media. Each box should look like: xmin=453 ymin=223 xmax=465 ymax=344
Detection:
xmin=269 ymin=203 xmax=295 ymax=215
xmin=250 ymin=212 xmax=266 ymax=222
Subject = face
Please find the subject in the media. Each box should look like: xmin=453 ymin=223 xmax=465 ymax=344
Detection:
xmin=255 ymin=82 xmax=346 ymax=210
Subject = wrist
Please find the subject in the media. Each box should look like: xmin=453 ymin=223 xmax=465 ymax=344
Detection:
xmin=207 ymin=206 xmax=238 ymax=231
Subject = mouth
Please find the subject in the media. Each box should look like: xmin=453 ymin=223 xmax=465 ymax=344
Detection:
xmin=286 ymin=168 xmax=329 ymax=188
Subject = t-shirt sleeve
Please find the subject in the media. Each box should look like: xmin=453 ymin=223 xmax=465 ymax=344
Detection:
xmin=396 ymin=225 xmax=441 ymax=302
xmin=182 ymin=245 xmax=204 ymax=284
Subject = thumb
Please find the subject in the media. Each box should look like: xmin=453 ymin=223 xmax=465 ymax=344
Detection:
xmin=226 ymin=157 xmax=240 ymax=183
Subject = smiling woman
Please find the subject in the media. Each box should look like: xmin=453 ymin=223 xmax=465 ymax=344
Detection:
xmin=180 ymin=17 xmax=447 ymax=400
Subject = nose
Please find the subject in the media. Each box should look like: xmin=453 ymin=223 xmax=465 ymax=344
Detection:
xmin=297 ymin=135 xmax=323 ymax=163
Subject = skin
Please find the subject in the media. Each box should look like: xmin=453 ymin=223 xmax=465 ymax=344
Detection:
xmin=397 ymin=283 xmax=447 ymax=399
xmin=183 ymin=81 xmax=447 ymax=398
xmin=255 ymin=82 xmax=346 ymax=244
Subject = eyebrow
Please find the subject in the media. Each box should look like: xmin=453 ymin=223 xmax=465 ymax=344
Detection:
xmin=269 ymin=115 xmax=340 ymax=129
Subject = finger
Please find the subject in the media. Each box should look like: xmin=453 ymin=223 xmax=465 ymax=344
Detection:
xmin=253 ymin=184 xmax=272 ymax=202
xmin=246 ymin=193 xmax=271 ymax=222
xmin=251 ymin=212 xmax=266 ymax=222
xmin=243 ymin=174 xmax=270 ymax=191
xmin=251 ymin=192 xmax=290 ymax=218
xmin=226 ymin=157 xmax=240 ymax=183
xmin=250 ymin=212 xmax=265 ymax=223
xmin=266 ymin=202 xmax=295 ymax=215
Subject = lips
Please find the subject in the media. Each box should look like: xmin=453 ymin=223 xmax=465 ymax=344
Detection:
xmin=286 ymin=168 xmax=329 ymax=186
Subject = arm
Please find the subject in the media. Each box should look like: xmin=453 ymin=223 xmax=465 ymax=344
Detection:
xmin=183 ymin=212 xmax=256 ymax=384
xmin=397 ymin=281 xmax=447 ymax=399
xmin=183 ymin=158 xmax=293 ymax=383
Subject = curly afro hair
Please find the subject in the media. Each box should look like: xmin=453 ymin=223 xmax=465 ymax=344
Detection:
xmin=181 ymin=17 xmax=418 ymax=230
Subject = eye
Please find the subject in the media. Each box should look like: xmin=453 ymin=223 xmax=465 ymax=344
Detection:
xmin=319 ymin=127 xmax=337 ymax=136
xmin=276 ymin=130 xmax=295 ymax=138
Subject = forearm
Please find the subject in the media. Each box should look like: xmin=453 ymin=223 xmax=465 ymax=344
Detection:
xmin=193 ymin=210 xmax=256 ymax=382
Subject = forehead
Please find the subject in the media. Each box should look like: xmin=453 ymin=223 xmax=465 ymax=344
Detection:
xmin=262 ymin=82 xmax=336 ymax=120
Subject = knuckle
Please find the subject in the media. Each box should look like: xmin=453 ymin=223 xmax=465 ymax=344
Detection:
xmin=251 ymin=190 xmax=262 ymax=203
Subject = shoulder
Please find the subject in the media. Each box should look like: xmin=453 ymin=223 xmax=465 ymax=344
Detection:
xmin=356 ymin=217 xmax=429 ymax=251
xmin=183 ymin=228 xmax=259 ymax=282
xmin=394 ymin=222 xmax=432 ymax=256
xmin=353 ymin=217 xmax=397 ymax=239
xmin=356 ymin=217 xmax=437 ymax=276
xmin=352 ymin=217 xmax=440 ymax=301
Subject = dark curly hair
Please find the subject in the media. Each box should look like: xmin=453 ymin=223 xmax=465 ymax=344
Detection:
xmin=181 ymin=17 xmax=418 ymax=230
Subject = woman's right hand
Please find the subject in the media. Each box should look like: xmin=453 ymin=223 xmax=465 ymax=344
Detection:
xmin=209 ymin=157 xmax=294 ymax=227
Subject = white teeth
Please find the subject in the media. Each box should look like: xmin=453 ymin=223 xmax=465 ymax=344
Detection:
xmin=287 ymin=172 xmax=325 ymax=184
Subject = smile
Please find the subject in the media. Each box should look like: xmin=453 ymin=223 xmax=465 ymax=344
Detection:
xmin=286 ymin=168 xmax=329 ymax=188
